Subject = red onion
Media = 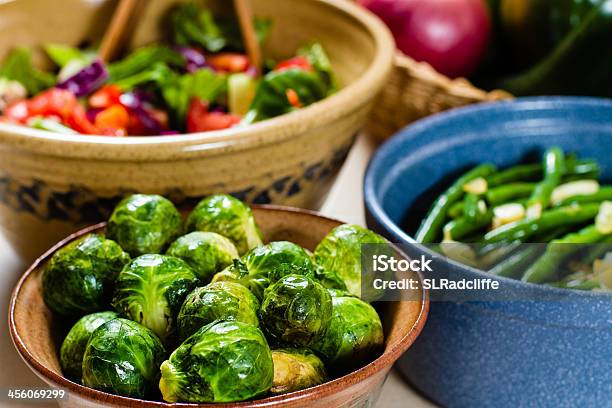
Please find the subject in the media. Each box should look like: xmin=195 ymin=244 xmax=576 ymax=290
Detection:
xmin=359 ymin=0 xmax=491 ymax=78
xmin=57 ymin=59 xmax=108 ymax=97
xmin=174 ymin=46 xmax=209 ymax=73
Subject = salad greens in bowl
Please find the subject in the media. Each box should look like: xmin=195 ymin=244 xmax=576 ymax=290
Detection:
xmin=9 ymin=194 xmax=428 ymax=407
xmin=0 ymin=2 xmax=336 ymax=136
xmin=0 ymin=0 xmax=395 ymax=262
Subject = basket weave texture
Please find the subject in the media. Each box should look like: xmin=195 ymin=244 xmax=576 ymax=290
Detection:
xmin=368 ymin=53 xmax=512 ymax=141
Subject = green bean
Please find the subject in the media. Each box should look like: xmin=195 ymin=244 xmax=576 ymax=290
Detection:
xmin=526 ymin=147 xmax=565 ymax=217
xmin=486 ymin=164 xmax=542 ymax=186
xmin=577 ymin=234 xmax=612 ymax=265
xmin=416 ymin=164 xmax=497 ymax=243
xmin=488 ymin=245 xmax=544 ymax=279
xmin=443 ymin=211 xmax=493 ymax=242
xmin=565 ymin=160 xmax=600 ymax=181
xmin=483 ymin=203 xmax=601 ymax=244
xmin=478 ymin=241 xmax=522 ymax=269
xmin=486 ymin=183 xmax=535 ymax=206
xmin=485 ymin=158 xmax=598 ymax=187
xmin=556 ymin=186 xmax=612 ymax=207
xmin=521 ymin=225 xmax=607 ymax=283
xmin=482 ymin=227 xmax=568 ymax=272
xmin=448 ymin=202 xmax=466 ymax=219
xmin=463 ymin=193 xmax=488 ymax=222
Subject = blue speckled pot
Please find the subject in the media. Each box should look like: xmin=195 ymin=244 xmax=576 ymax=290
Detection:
xmin=363 ymin=97 xmax=612 ymax=408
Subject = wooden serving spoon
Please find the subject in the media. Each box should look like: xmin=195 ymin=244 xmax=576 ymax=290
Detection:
xmin=233 ymin=0 xmax=262 ymax=74
xmin=99 ymin=0 xmax=143 ymax=62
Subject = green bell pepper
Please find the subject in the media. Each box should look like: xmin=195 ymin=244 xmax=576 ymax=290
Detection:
xmin=497 ymin=0 xmax=612 ymax=96
xmin=499 ymin=0 xmax=600 ymax=67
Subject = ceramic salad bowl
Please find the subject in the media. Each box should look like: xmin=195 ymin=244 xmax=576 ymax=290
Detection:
xmin=0 ymin=0 xmax=394 ymax=261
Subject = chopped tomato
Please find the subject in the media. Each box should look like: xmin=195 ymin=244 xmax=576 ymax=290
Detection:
xmin=89 ymin=85 xmax=122 ymax=109
xmin=4 ymin=100 xmax=30 ymax=123
xmin=28 ymin=88 xmax=77 ymax=119
xmin=275 ymin=56 xmax=313 ymax=72
xmin=208 ymin=53 xmax=250 ymax=73
xmin=94 ymin=104 xmax=130 ymax=132
xmin=65 ymin=105 xmax=99 ymax=135
xmin=187 ymin=99 xmax=240 ymax=133
xmin=126 ymin=113 xmax=147 ymax=136
xmin=285 ymin=88 xmax=302 ymax=108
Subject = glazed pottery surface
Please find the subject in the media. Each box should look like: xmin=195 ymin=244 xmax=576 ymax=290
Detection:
xmin=363 ymin=97 xmax=612 ymax=408
xmin=9 ymin=206 xmax=428 ymax=408
xmin=0 ymin=0 xmax=394 ymax=262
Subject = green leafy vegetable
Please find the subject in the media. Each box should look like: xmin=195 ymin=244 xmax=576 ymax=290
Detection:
xmin=212 ymin=241 xmax=316 ymax=299
xmin=159 ymin=320 xmax=273 ymax=403
xmin=170 ymin=3 xmax=272 ymax=52
xmin=42 ymin=234 xmax=130 ymax=316
xmin=245 ymin=68 xmax=327 ymax=123
xmin=271 ymin=348 xmax=327 ymax=394
xmin=166 ymin=231 xmax=238 ymax=283
xmin=177 ymin=281 xmax=259 ymax=340
xmin=259 ymin=274 xmax=332 ymax=347
xmin=107 ymin=194 xmax=182 ymax=257
xmin=108 ymin=45 xmax=184 ymax=84
xmin=185 ymin=194 xmax=263 ymax=255
xmin=112 ymin=254 xmax=199 ymax=342
xmin=0 ymin=48 xmax=55 ymax=95
xmin=298 ymin=42 xmax=336 ymax=91
xmin=314 ymin=224 xmax=389 ymax=301
xmin=82 ymin=318 xmax=166 ymax=398
xmin=60 ymin=311 xmax=119 ymax=380
xmin=160 ymin=68 xmax=227 ymax=123
xmin=311 ymin=296 xmax=384 ymax=368
xmin=44 ymin=43 xmax=95 ymax=68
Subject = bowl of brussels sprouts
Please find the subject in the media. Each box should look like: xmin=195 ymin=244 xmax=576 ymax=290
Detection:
xmin=9 ymin=194 xmax=427 ymax=407
xmin=0 ymin=0 xmax=395 ymax=262
xmin=364 ymin=97 xmax=612 ymax=407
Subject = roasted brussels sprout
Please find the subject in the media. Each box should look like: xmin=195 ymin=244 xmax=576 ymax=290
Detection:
xmin=271 ymin=348 xmax=327 ymax=394
xmin=166 ymin=231 xmax=238 ymax=283
xmin=314 ymin=224 xmax=388 ymax=301
xmin=260 ymin=274 xmax=332 ymax=347
xmin=112 ymin=254 xmax=199 ymax=341
xmin=312 ymin=296 xmax=384 ymax=368
xmin=42 ymin=234 xmax=130 ymax=316
xmin=177 ymin=281 xmax=259 ymax=340
xmin=82 ymin=318 xmax=166 ymax=398
xmin=107 ymin=194 xmax=182 ymax=256
xmin=185 ymin=194 xmax=263 ymax=254
xmin=159 ymin=321 xmax=273 ymax=403
xmin=212 ymin=241 xmax=316 ymax=299
xmin=60 ymin=311 xmax=119 ymax=380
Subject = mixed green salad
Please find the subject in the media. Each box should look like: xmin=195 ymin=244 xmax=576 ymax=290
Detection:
xmin=0 ymin=3 xmax=335 ymax=136
xmin=415 ymin=147 xmax=612 ymax=291
xmin=43 ymin=193 xmax=385 ymax=402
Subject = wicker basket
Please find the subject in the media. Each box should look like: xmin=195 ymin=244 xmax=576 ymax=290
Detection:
xmin=368 ymin=52 xmax=512 ymax=141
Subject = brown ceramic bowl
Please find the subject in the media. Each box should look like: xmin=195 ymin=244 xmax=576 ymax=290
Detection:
xmin=9 ymin=206 xmax=428 ymax=408
xmin=0 ymin=0 xmax=395 ymax=262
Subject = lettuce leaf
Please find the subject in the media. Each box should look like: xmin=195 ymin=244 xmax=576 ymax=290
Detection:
xmin=244 ymin=68 xmax=327 ymax=123
xmin=160 ymin=68 xmax=227 ymax=124
xmin=108 ymin=45 xmax=185 ymax=84
xmin=298 ymin=43 xmax=336 ymax=92
xmin=170 ymin=3 xmax=272 ymax=53
xmin=0 ymin=48 xmax=55 ymax=95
